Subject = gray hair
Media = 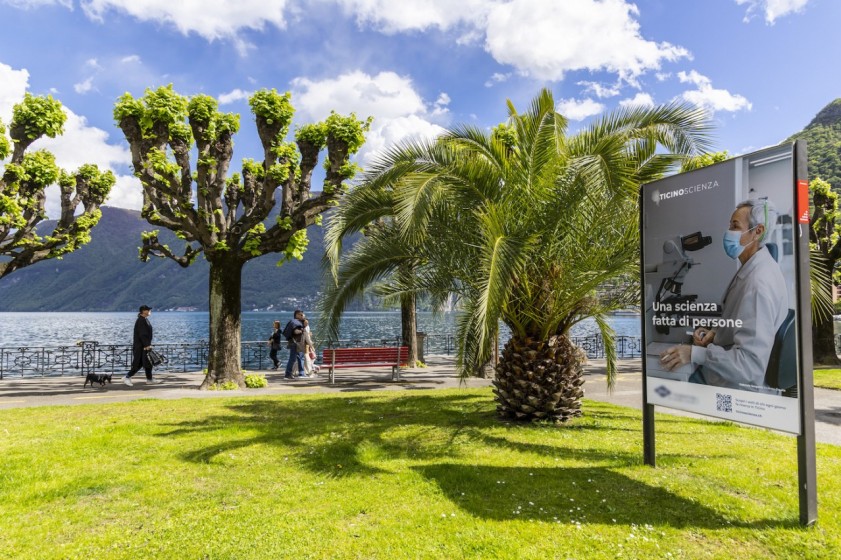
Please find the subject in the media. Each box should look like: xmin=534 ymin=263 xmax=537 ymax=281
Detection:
xmin=736 ymin=198 xmax=777 ymax=245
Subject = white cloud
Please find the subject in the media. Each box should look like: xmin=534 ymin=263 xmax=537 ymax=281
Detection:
xmin=3 ymin=0 xmax=72 ymax=8
xmin=120 ymin=54 xmax=141 ymax=64
xmin=484 ymin=72 xmax=511 ymax=88
xmin=1 ymin=61 xmax=139 ymax=212
xmin=619 ymin=92 xmax=655 ymax=108
xmin=291 ymin=70 xmax=426 ymax=121
xmin=578 ymin=81 xmax=621 ymax=99
xmin=555 ymin=98 xmax=605 ymax=121
xmin=677 ymin=70 xmax=752 ymax=114
xmin=218 ymin=88 xmax=252 ymax=105
xmin=291 ymin=70 xmax=446 ymax=165
xmin=735 ymin=0 xmax=810 ymax=24
xmin=74 ymin=77 xmax=95 ymax=94
xmin=79 ymin=0 xmax=291 ymax=41
xmin=32 ymin=109 xmax=138 ymax=212
xmin=7 ymin=1 xmax=689 ymax=85
xmin=0 ymin=62 xmax=30 ymax=121
xmin=333 ymin=0 xmax=497 ymax=33
xmin=484 ymin=0 xmax=690 ymax=83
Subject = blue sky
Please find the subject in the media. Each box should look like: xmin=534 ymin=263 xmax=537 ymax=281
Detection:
xmin=0 ymin=0 xmax=838 ymax=212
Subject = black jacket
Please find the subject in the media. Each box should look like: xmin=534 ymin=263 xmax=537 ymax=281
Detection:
xmin=133 ymin=315 xmax=153 ymax=348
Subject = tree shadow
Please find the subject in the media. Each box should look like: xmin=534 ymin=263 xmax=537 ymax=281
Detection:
xmin=157 ymin=393 xmax=651 ymax=477
xmin=414 ymin=464 xmax=798 ymax=530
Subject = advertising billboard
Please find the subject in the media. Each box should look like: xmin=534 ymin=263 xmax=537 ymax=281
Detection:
xmin=641 ymin=143 xmax=808 ymax=435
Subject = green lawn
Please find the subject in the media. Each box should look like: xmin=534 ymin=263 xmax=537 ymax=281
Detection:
xmin=813 ymin=368 xmax=841 ymax=390
xmin=1 ymin=388 xmax=838 ymax=559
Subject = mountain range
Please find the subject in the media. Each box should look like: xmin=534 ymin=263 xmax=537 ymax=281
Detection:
xmin=0 ymin=206 xmax=358 ymax=312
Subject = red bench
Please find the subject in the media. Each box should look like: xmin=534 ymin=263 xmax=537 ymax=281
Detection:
xmin=321 ymin=346 xmax=409 ymax=384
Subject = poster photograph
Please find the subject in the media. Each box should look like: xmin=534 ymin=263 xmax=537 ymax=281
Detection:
xmin=641 ymin=143 xmax=803 ymax=434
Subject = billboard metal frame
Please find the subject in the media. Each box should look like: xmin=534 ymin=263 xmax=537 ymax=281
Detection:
xmin=639 ymin=140 xmax=817 ymax=526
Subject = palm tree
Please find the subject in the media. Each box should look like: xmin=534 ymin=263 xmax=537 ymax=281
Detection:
xmin=322 ymin=89 xmax=713 ymax=421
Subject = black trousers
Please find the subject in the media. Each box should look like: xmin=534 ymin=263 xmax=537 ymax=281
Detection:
xmin=269 ymin=345 xmax=280 ymax=366
xmin=127 ymin=347 xmax=153 ymax=379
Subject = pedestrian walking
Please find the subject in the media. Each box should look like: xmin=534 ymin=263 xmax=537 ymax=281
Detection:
xmin=268 ymin=320 xmax=282 ymax=369
xmin=282 ymin=310 xmax=306 ymax=379
xmin=123 ymin=305 xmax=163 ymax=386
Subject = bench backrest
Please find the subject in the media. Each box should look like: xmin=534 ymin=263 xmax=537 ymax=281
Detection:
xmin=321 ymin=346 xmax=409 ymax=366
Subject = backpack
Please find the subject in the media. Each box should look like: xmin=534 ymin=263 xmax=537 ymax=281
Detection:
xmin=282 ymin=320 xmax=302 ymax=342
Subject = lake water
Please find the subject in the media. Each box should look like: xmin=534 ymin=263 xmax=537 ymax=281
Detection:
xmin=0 ymin=311 xmax=642 ymax=348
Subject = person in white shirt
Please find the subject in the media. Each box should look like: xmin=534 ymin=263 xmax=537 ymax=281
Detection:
xmin=659 ymin=198 xmax=788 ymax=392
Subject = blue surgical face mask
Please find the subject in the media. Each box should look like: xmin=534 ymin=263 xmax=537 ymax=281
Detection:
xmin=722 ymin=226 xmax=757 ymax=260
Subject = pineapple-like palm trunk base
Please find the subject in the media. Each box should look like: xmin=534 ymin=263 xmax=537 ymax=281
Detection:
xmin=492 ymin=334 xmax=585 ymax=423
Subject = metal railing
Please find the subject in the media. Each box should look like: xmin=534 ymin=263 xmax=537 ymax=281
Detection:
xmin=0 ymin=334 xmax=643 ymax=378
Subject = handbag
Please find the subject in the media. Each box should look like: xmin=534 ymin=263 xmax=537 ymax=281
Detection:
xmin=146 ymin=348 xmax=167 ymax=367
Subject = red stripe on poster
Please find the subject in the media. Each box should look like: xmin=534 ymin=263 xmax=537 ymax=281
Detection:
xmin=797 ymin=179 xmax=809 ymax=223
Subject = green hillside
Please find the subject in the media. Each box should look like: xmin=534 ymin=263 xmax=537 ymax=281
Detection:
xmin=0 ymin=207 xmax=353 ymax=312
xmin=788 ymin=98 xmax=841 ymax=187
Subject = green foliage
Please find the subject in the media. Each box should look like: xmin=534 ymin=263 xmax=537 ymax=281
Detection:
xmin=12 ymin=93 xmax=66 ymax=140
xmin=323 ymin=89 xmax=713 ymax=382
xmin=19 ymin=150 xmax=60 ymax=189
xmin=491 ymin=123 xmax=517 ymax=150
xmin=788 ymin=99 xmax=841 ymax=187
xmin=76 ymin=164 xmax=116 ymax=202
xmin=279 ymin=229 xmax=309 ymax=265
xmin=140 ymin=85 xmax=189 ymax=132
xmin=169 ymin=121 xmax=192 ymax=144
xmin=296 ymin=122 xmax=327 ymax=148
xmin=244 ymin=373 xmax=268 ymax=388
xmin=324 ymin=111 xmax=372 ymax=154
xmin=242 ymin=223 xmax=266 ymax=257
xmin=0 ymin=119 xmax=9 ymax=160
xmin=240 ymin=158 xmax=265 ymax=182
xmin=208 ymin=380 xmax=239 ymax=390
xmin=248 ymin=89 xmax=294 ymax=129
xmin=680 ymin=150 xmax=729 ymax=172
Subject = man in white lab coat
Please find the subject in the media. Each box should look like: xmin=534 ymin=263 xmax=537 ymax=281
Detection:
xmin=659 ymin=198 xmax=788 ymax=392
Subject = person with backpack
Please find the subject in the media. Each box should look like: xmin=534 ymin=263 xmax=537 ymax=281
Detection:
xmin=282 ymin=309 xmax=306 ymax=379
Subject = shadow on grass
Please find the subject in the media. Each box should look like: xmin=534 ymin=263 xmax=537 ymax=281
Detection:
xmin=414 ymin=463 xmax=798 ymax=530
xmin=158 ymin=392 xmax=738 ymax=478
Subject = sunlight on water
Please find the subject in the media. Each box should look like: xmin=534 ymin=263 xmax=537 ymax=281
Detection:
xmin=0 ymin=311 xmax=641 ymax=347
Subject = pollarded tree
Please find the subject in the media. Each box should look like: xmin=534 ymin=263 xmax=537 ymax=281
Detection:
xmin=0 ymin=94 xmax=115 ymax=278
xmin=114 ymin=86 xmax=369 ymax=388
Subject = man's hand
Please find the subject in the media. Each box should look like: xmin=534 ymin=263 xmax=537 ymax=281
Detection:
xmin=692 ymin=328 xmax=715 ymax=347
xmin=659 ymin=344 xmax=691 ymax=371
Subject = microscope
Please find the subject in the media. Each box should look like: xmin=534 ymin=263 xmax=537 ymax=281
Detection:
xmin=647 ymin=231 xmax=713 ymax=334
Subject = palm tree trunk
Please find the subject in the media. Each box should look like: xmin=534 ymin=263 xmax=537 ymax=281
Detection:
xmin=492 ymin=334 xmax=585 ymax=422
xmin=400 ymin=294 xmax=417 ymax=366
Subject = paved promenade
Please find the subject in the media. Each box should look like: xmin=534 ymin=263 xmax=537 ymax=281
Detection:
xmin=1 ymin=355 xmax=838 ymax=445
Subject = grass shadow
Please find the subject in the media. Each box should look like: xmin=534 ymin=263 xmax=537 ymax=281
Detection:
xmin=415 ymin=463 xmax=799 ymax=530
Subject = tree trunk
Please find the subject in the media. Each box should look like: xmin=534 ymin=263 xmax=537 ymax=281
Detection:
xmin=401 ymin=293 xmax=417 ymax=366
xmin=200 ymin=256 xmax=245 ymax=389
xmin=492 ymin=334 xmax=585 ymax=422
xmin=812 ymin=313 xmax=840 ymax=365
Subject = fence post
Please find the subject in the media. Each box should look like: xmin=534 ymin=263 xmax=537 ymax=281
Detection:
xmin=79 ymin=341 xmax=98 ymax=378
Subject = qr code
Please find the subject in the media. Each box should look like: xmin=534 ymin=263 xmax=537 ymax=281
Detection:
xmin=716 ymin=393 xmax=732 ymax=412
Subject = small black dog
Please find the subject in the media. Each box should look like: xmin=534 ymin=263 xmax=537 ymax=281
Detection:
xmin=84 ymin=373 xmax=112 ymax=388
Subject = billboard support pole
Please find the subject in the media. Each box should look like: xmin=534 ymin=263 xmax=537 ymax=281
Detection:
xmin=794 ymin=140 xmax=817 ymax=526
xmin=640 ymin=186 xmax=656 ymax=466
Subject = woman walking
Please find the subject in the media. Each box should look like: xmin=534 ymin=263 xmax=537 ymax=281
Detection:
xmin=268 ymin=320 xmax=281 ymax=370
